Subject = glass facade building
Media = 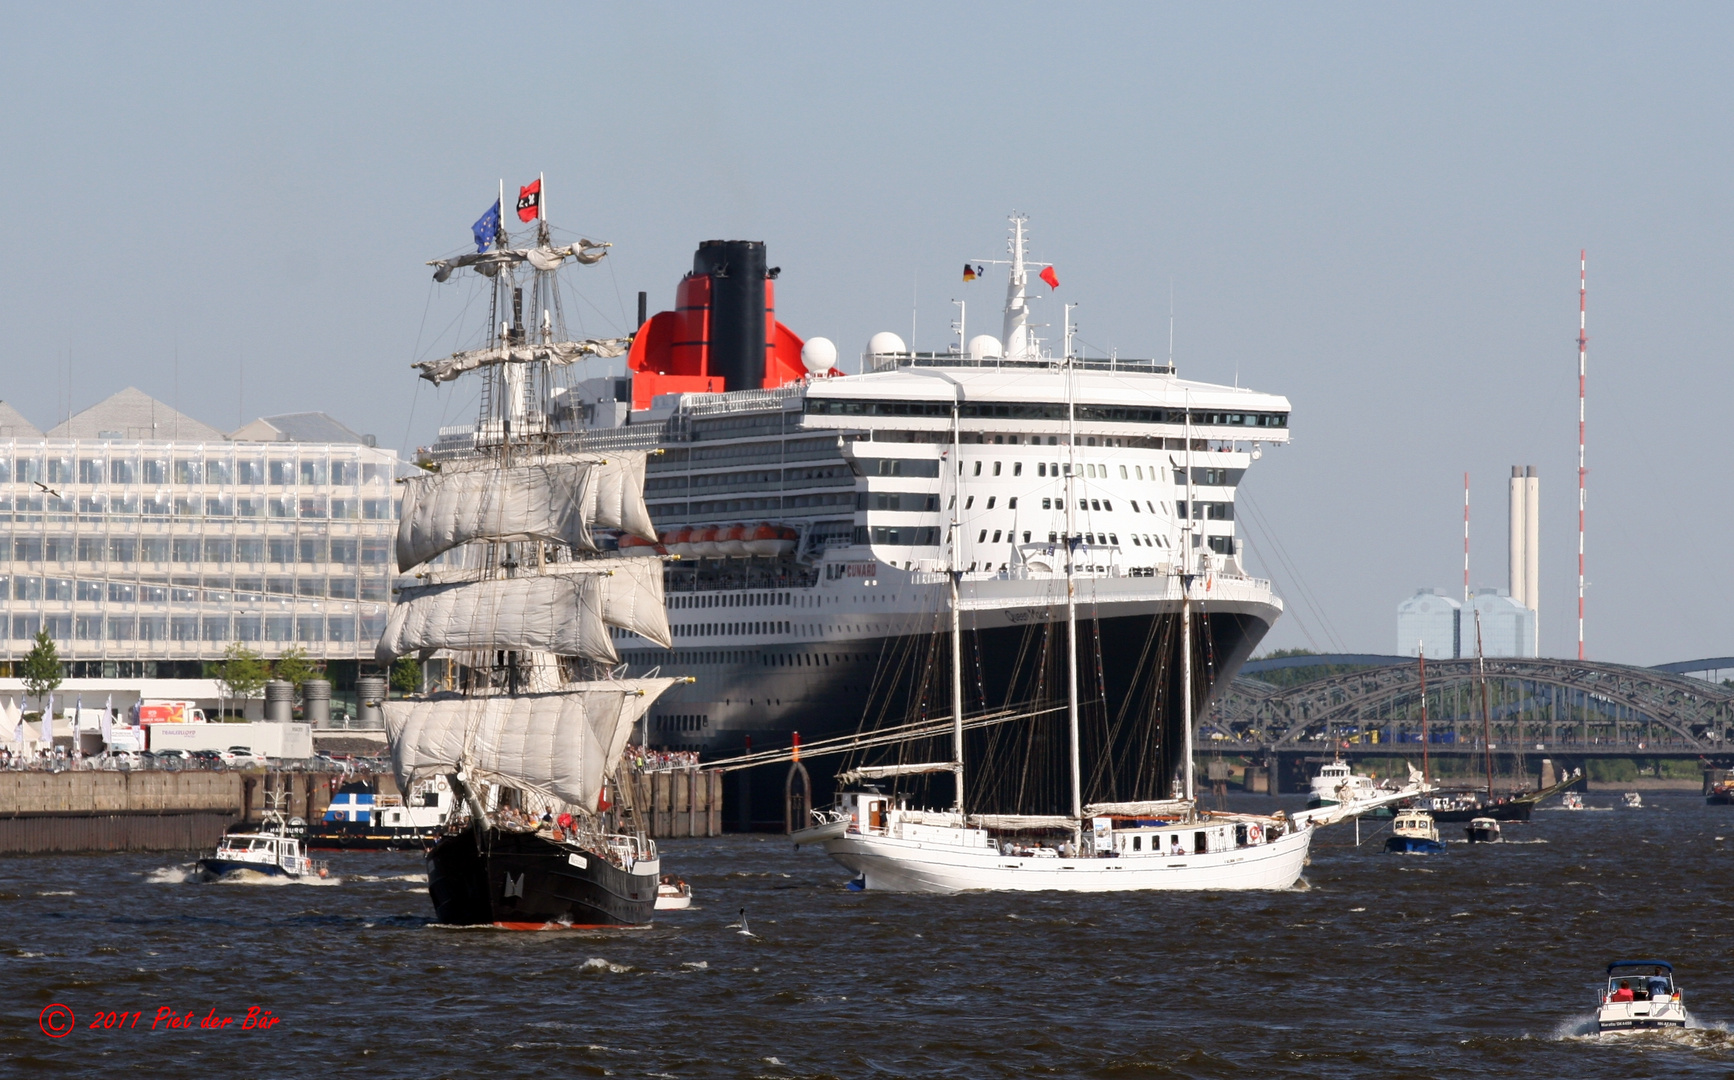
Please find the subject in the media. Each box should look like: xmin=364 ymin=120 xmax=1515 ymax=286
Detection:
xmin=0 ymin=430 xmax=398 ymax=668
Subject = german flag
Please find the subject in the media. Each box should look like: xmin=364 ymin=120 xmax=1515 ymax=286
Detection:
xmin=963 ymin=264 xmax=982 ymax=282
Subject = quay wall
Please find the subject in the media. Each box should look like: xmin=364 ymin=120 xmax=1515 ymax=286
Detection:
xmin=0 ymin=771 xmax=246 ymax=854
xmin=623 ymin=769 xmax=723 ymax=838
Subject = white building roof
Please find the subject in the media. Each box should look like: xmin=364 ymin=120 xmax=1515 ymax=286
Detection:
xmin=46 ymin=387 xmax=227 ymax=443
xmin=0 ymin=400 xmax=41 ymax=438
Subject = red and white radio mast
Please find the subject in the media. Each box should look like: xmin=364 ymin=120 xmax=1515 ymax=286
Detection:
xmin=1577 ymin=251 xmax=1588 ymax=661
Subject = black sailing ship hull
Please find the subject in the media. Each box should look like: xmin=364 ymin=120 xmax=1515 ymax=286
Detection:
xmin=1428 ymin=800 xmax=1534 ymax=823
xmin=426 ymin=829 xmax=658 ymax=929
xmin=628 ymin=604 xmax=1272 ymax=825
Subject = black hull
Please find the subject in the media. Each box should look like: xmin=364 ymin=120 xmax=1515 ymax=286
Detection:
xmin=306 ymin=824 xmax=437 ymax=852
xmin=425 ymin=829 xmax=657 ymax=929
xmin=1708 ymin=791 xmax=1734 ymax=806
xmin=627 ymin=606 xmax=1272 ymax=823
xmin=1431 ymin=802 xmax=1533 ymax=823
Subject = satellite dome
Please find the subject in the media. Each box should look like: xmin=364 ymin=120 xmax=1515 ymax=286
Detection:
xmin=801 ymin=337 xmax=838 ymax=374
xmin=968 ymin=335 xmax=1004 ymax=360
xmin=867 ymin=331 xmax=907 ymax=357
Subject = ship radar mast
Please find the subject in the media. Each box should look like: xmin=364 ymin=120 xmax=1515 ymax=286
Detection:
xmin=974 ymin=214 xmax=1054 ymax=362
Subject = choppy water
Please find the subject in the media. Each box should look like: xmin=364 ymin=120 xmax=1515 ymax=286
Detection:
xmin=4 ymin=792 xmax=1734 ymax=1078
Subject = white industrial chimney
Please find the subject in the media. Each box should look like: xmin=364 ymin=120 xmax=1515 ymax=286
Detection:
xmin=1508 ymin=465 xmax=1539 ymax=655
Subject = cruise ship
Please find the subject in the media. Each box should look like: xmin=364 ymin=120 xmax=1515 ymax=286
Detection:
xmin=422 ymin=217 xmax=1290 ymax=823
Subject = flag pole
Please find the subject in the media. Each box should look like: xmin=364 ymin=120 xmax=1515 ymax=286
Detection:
xmin=539 ymin=171 xmax=546 ymax=223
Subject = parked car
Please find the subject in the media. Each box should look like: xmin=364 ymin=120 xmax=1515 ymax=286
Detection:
xmin=189 ymin=749 xmax=224 ymax=765
xmin=220 ymin=747 xmax=268 ymax=769
xmin=150 ymin=748 xmax=189 ymax=763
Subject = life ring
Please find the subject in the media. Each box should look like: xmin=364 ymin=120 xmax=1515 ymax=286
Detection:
xmin=1248 ymin=823 xmax=1262 ymax=844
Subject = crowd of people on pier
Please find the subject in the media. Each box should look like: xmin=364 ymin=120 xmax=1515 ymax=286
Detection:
xmin=624 ymin=745 xmax=702 ymax=772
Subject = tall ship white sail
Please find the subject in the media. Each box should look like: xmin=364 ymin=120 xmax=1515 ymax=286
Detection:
xmin=383 ymin=182 xmax=683 ymax=928
xmin=416 ymin=214 xmax=1290 ymax=826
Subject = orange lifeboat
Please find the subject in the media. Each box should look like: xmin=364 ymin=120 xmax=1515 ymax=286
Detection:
xmin=619 ymin=533 xmax=659 ymax=558
xmin=743 ymin=523 xmax=786 ymax=557
xmin=662 ymin=527 xmax=693 ymax=558
xmin=688 ymin=526 xmax=720 ymax=559
xmin=716 ymin=523 xmax=749 ymax=558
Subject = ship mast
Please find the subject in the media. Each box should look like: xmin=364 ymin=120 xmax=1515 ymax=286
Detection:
xmin=1181 ymin=392 xmax=1196 ymax=803
xmin=949 ymin=394 xmax=966 ymax=816
xmin=1064 ymin=307 xmax=1083 ymax=844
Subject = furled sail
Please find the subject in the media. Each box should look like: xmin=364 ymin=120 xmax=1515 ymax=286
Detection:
xmin=383 ymin=679 xmax=677 ymax=809
xmin=396 ymin=453 xmax=655 ymax=572
xmin=374 ymin=566 xmax=670 ymax=664
xmin=413 ymin=338 xmax=631 ymax=386
xmin=426 ymin=240 xmax=610 ymax=283
xmin=836 ymin=762 xmax=959 ymax=784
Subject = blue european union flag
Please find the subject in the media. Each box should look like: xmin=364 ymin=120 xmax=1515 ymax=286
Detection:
xmin=472 ymin=199 xmax=501 ymax=252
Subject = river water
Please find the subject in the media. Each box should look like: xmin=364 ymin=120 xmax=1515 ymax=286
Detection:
xmin=3 ymin=791 xmax=1732 ymax=1078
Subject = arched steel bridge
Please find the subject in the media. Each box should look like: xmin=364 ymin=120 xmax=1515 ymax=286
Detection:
xmin=1214 ymin=655 xmax=1734 ymax=754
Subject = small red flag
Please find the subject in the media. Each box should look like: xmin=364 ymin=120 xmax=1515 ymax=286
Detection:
xmin=1039 ymin=265 xmax=1060 ymax=290
xmin=516 ymin=179 xmax=542 ymax=222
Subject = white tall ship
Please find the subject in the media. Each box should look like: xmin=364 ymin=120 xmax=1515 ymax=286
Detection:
xmin=421 ymin=215 xmax=1292 ymax=822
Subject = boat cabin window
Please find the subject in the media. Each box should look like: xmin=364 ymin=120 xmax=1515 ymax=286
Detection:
xmin=1132 ymin=835 xmax=1142 ymax=852
xmin=1194 ymin=832 xmax=1208 ymax=855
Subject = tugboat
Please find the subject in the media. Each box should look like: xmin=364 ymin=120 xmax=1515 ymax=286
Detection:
xmin=1597 ymin=960 xmax=1689 ymax=1033
xmin=305 ymin=778 xmax=456 ymax=851
xmin=196 ymin=796 xmax=329 ymax=881
xmin=1464 ymin=816 xmax=1501 ymax=843
xmin=1384 ymin=810 xmax=1444 ymax=854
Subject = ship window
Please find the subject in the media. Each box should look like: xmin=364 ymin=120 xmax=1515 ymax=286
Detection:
xmin=992 ymin=531 xmax=1002 ymax=543
xmin=1131 ymin=502 xmax=1140 ymax=513
xmin=1048 ymin=533 xmax=1057 ymax=543
xmin=1120 ymin=466 xmax=1129 ymax=479
xmin=978 ymin=530 xmax=987 ymax=542
xmin=1110 ymin=534 xmax=1118 ymax=545
xmin=1013 ymin=462 xmax=1023 ymax=476
xmin=973 ymin=462 xmax=982 ymax=476
xmin=1133 ymin=835 xmax=1141 ymax=851
xmin=1132 ymin=536 xmax=1141 ymax=546
xmin=993 ymin=462 xmax=1002 ymax=476
xmin=1008 ymin=497 xmax=1018 ymax=509
xmin=1090 ymin=500 xmax=1101 ymax=511
xmin=1038 ymin=463 xmax=1046 ymax=477
xmin=1103 ymin=500 xmax=1112 ymax=511
xmin=1194 ymin=832 xmax=1207 ymax=854
xmin=965 ymin=496 xmax=974 ymax=509
xmin=1042 ymin=498 xmax=1051 ymax=509
xmin=1147 ymin=501 xmax=1157 ymax=513
xmin=986 ymin=497 xmax=996 ymax=509
xmin=1022 ymin=531 xmax=1030 ymax=543
xmin=1135 ymin=466 xmax=1144 ymax=479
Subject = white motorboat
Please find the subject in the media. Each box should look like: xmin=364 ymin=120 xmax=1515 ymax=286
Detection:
xmin=1560 ymin=792 xmax=1584 ymax=810
xmin=1597 ymin=960 xmax=1689 ymax=1033
xmin=196 ymin=798 xmax=328 ymax=881
xmin=1308 ymin=760 xmax=1382 ymax=807
xmin=654 ymin=876 xmax=693 ymax=910
xmin=1622 ymin=792 xmax=1643 ymax=809
xmin=1464 ymin=816 xmax=1501 ymax=843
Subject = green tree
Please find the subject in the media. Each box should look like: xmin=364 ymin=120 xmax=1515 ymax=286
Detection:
xmin=390 ymin=657 xmax=422 ymax=697
xmin=20 ymin=630 xmax=63 ymax=711
xmin=213 ymin=643 xmax=269 ymax=719
xmin=273 ymin=647 xmax=323 ymax=701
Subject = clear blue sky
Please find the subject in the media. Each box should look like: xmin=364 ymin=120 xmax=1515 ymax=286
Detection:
xmin=3 ymin=4 xmax=1730 ymax=663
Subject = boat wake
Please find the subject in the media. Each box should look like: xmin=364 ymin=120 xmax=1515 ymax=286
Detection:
xmin=143 ymin=865 xmax=198 ymax=885
xmin=579 ymin=957 xmax=634 ymax=974
xmin=1553 ymin=1013 xmax=1733 ymax=1049
xmin=212 ymin=869 xmax=343 ymax=886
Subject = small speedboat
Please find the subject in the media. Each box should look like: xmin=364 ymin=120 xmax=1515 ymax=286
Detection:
xmin=197 ymin=803 xmax=328 ymax=881
xmin=1597 ymin=960 xmax=1689 ymax=1033
xmin=1465 ymin=817 xmax=1502 ymax=843
xmin=654 ymin=876 xmax=693 ymax=910
xmin=1384 ymin=809 xmax=1444 ymax=854
xmin=1623 ymin=792 xmax=1644 ymax=809
xmin=1561 ymin=792 xmax=1585 ymax=810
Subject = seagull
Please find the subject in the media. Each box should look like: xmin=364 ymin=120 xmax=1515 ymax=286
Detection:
xmin=733 ymin=908 xmax=756 ymax=938
xmin=33 ymin=481 xmax=60 ymax=498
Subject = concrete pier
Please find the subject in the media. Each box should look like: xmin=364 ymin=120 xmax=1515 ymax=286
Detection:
xmin=0 ymin=771 xmax=246 ymax=853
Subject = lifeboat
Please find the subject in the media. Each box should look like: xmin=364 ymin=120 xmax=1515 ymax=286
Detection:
xmin=688 ymin=526 xmax=720 ymax=559
xmin=716 ymin=524 xmax=749 ymax=558
xmin=662 ymin=527 xmax=693 ymax=559
xmin=619 ymin=534 xmax=660 ymax=558
xmin=744 ymin=523 xmax=799 ymax=557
